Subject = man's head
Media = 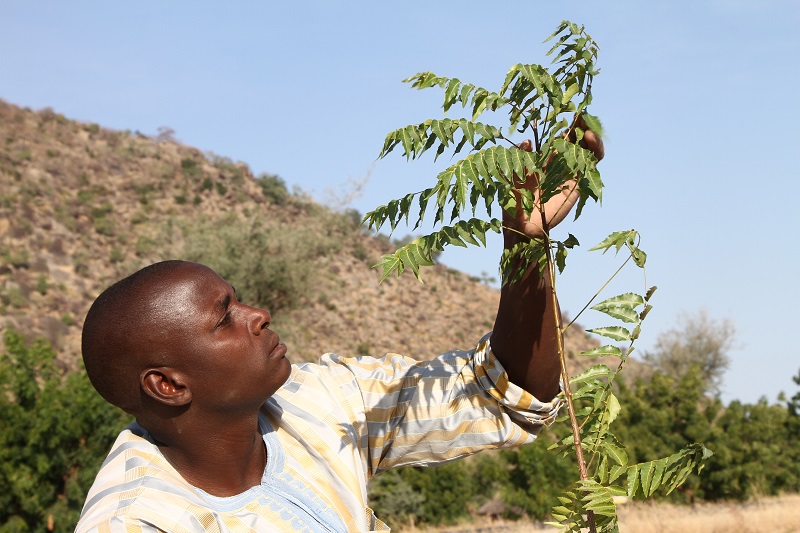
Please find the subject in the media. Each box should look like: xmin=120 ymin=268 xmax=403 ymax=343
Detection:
xmin=82 ymin=261 xmax=291 ymax=421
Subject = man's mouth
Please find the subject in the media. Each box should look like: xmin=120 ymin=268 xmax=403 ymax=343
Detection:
xmin=268 ymin=333 xmax=287 ymax=359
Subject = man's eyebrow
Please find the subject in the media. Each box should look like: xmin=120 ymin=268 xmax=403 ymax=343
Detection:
xmin=216 ymin=293 xmax=232 ymax=316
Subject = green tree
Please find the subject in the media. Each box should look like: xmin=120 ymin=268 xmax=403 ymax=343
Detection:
xmin=501 ymin=440 xmax=575 ymax=520
xmin=0 ymin=329 xmax=131 ymax=532
xmin=701 ymin=397 xmax=799 ymax=500
xmin=399 ymin=462 xmax=476 ymax=525
xmin=614 ymin=367 xmax=719 ymax=501
xmin=787 ymin=368 xmax=800 ymax=438
xmin=367 ymin=470 xmax=425 ymax=529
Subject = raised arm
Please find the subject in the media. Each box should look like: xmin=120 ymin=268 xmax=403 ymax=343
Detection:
xmin=491 ymin=124 xmax=604 ymax=402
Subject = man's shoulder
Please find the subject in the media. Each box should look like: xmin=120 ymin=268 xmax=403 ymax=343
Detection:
xmin=76 ymin=426 xmax=208 ymax=532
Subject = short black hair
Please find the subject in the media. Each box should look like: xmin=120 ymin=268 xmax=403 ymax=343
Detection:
xmin=82 ymin=260 xmax=189 ymax=411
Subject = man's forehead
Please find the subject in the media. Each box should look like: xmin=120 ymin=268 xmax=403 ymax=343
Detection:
xmin=144 ymin=263 xmax=227 ymax=315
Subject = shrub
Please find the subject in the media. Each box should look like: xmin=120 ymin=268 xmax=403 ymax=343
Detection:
xmin=0 ymin=329 xmax=132 ymax=532
xmin=109 ymin=246 xmax=124 ymax=264
xmin=256 ymin=173 xmax=289 ymax=204
xmin=93 ymin=217 xmax=115 ymax=237
xmin=135 ymin=236 xmax=157 ymax=257
xmin=36 ymin=275 xmax=48 ymax=295
xmin=180 ymin=158 xmax=200 ymax=178
xmin=1 ymin=247 xmax=30 ymax=268
xmin=180 ymin=211 xmax=341 ymax=312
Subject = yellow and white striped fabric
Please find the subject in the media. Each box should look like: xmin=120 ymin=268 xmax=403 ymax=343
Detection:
xmin=76 ymin=334 xmax=562 ymax=532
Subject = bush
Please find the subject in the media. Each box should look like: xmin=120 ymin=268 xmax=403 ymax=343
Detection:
xmin=501 ymin=440 xmax=575 ymax=520
xmin=1 ymin=247 xmax=30 ymax=268
xmin=180 ymin=158 xmax=200 ymax=179
xmin=36 ymin=275 xmax=48 ymax=295
xmin=368 ymin=470 xmax=425 ymax=528
xmin=256 ymin=173 xmax=289 ymax=204
xmin=179 ymin=211 xmax=342 ymax=312
xmin=0 ymin=329 xmax=131 ymax=532
xmin=93 ymin=217 xmax=115 ymax=237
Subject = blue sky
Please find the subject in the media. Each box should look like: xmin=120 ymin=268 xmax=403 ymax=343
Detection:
xmin=2 ymin=1 xmax=798 ymax=404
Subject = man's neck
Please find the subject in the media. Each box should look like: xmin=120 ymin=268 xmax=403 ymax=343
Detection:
xmin=147 ymin=414 xmax=267 ymax=497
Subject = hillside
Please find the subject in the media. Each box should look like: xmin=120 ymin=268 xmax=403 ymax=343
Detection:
xmin=0 ymin=99 xmax=601 ymax=372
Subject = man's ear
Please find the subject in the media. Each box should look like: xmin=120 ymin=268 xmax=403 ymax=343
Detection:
xmin=140 ymin=368 xmax=192 ymax=407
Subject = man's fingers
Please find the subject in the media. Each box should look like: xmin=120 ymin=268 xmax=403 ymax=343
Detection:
xmin=582 ymin=129 xmax=604 ymax=161
xmin=518 ymin=139 xmax=533 ymax=152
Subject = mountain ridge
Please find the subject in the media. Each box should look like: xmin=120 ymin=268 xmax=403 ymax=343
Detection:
xmin=0 ymin=99 xmax=605 ymax=374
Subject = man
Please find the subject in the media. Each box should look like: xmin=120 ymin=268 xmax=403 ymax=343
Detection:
xmin=76 ymin=130 xmax=602 ymax=532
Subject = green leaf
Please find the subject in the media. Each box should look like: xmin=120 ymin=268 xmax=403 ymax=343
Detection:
xmin=582 ymin=112 xmax=604 ymax=138
xmin=459 ymin=83 xmax=474 ymax=107
xmin=591 ymin=305 xmax=640 ymax=324
xmin=589 ymin=230 xmax=632 ymax=253
xmin=562 ymin=82 xmax=579 ymax=104
xmin=583 ymin=168 xmax=603 ymax=201
xmin=374 ymin=219 xmax=501 ymax=282
xmin=609 ymin=465 xmax=627 ymax=484
xmin=575 ymin=345 xmax=622 ymax=358
xmin=639 ymin=460 xmax=655 ymax=497
xmin=606 ymin=392 xmax=621 ymax=425
xmin=649 ymin=458 xmax=668 ymax=497
xmin=645 ymin=285 xmax=657 ymax=301
xmin=626 ymin=464 xmax=640 ymax=499
xmin=556 ymin=243 xmax=567 ymax=273
xmin=444 ymin=78 xmax=461 ymax=112
xmin=586 ymin=326 xmax=631 ymax=342
xmin=593 ymin=293 xmax=645 ymax=309
xmin=570 ymin=364 xmax=613 ymax=386
xmin=563 ymin=233 xmax=580 ymax=248
xmin=631 ymin=247 xmax=647 ymax=267
xmin=626 ymin=444 xmax=713 ymax=499
xmin=602 ymin=441 xmax=628 ymax=467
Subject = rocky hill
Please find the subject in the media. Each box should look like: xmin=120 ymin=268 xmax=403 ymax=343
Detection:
xmin=0 ymin=99 xmax=602 ymax=374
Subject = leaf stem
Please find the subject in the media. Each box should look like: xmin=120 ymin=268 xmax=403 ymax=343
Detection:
xmin=562 ymin=254 xmax=633 ymax=332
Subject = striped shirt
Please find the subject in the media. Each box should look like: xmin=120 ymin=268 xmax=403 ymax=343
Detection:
xmin=76 ymin=334 xmax=561 ymax=532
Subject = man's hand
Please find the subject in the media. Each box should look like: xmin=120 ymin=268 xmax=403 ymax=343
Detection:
xmin=504 ymin=116 xmax=605 ymax=240
xmin=491 ymin=116 xmax=604 ymax=402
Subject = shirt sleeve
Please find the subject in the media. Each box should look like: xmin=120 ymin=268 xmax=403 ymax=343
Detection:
xmin=317 ymin=333 xmax=563 ymax=477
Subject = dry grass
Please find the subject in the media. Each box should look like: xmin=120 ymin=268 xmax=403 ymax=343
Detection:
xmin=418 ymin=494 xmax=800 ymax=533
xmin=616 ymin=493 xmax=800 ymax=533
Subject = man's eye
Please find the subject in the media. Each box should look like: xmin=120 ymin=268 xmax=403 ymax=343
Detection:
xmin=220 ymin=312 xmax=232 ymax=326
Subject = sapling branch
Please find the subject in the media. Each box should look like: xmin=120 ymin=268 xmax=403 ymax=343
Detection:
xmin=366 ymin=22 xmax=711 ymax=532
xmin=534 ymin=169 xmax=597 ymax=531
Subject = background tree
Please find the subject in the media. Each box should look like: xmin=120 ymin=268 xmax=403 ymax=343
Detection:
xmin=0 ymin=329 xmax=131 ymax=532
xmin=787 ymin=368 xmax=800 ymax=439
xmin=643 ymin=310 xmax=735 ymax=395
